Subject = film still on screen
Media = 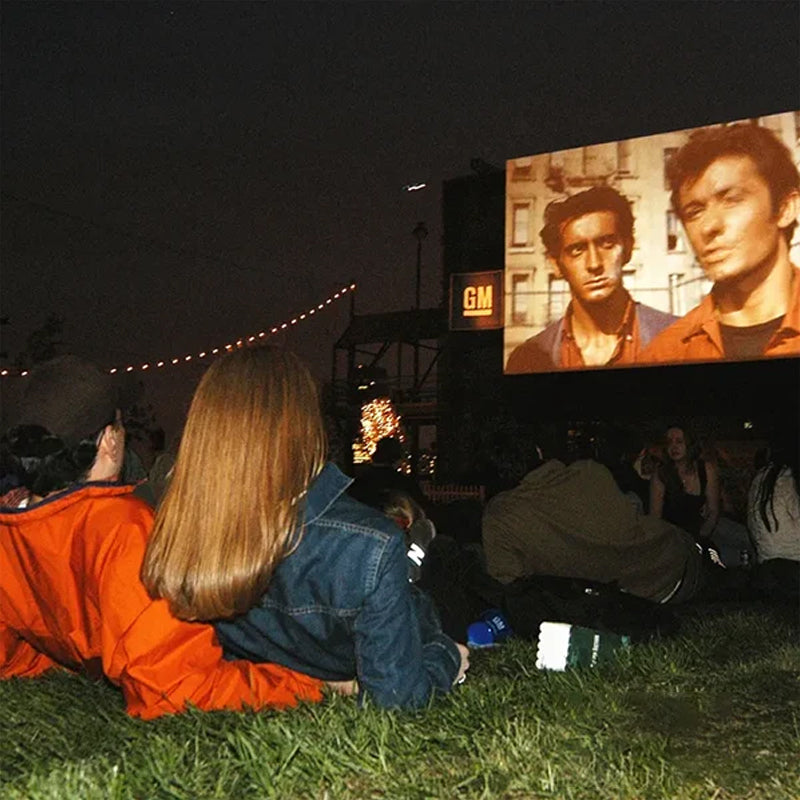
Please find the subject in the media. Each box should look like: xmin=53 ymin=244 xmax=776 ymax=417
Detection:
xmin=503 ymin=111 xmax=800 ymax=375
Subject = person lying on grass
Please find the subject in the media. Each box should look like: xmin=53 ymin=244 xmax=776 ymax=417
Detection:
xmin=0 ymin=355 xmax=323 ymax=719
xmin=142 ymin=346 xmax=469 ymax=708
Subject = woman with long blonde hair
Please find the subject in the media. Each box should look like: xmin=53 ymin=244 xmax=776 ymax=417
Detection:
xmin=143 ymin=346 xmax=468 ymax=708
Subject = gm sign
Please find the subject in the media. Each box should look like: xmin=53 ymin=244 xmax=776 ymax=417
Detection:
xmin=449 ymin=270 xmax=503 ymax=331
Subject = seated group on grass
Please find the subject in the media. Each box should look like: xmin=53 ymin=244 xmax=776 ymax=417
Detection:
xmin=2 ymin=349 xmax=798 ymax=721
xmin=0 ymin=350 xmax=467 ymax=719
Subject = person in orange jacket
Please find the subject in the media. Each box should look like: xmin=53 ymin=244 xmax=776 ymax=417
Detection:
xmin=0 ymin=355 xmax=323 ymax=719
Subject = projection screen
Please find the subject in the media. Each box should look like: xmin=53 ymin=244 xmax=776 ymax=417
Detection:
xmin=503 ymin=111 xmax=800 ymax=374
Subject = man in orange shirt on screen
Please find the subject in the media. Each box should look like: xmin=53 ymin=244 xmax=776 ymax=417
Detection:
xmin=642 ymin=123 xmax=800 ymax=364
xmin=505 ymin=186 xmax=676 ymax=374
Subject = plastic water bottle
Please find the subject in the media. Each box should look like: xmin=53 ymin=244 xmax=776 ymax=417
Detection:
xmin=467 ymin=608 xmax=513 ymax=648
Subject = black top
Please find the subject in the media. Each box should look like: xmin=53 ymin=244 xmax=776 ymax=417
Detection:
xmin=662 ymin=459 xmax=707 ymax=538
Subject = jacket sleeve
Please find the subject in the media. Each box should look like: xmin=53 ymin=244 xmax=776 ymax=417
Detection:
xmin=96 ymin=513 xmax=323 ymax=720
xmin=0 ymin=623 xmax=59 ymax=678
xmin=352 ymin=530 xmax=460 ymax=709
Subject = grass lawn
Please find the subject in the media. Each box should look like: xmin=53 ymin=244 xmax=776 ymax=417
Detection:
xmin=2 ymin=604 xmax=799 ymax=799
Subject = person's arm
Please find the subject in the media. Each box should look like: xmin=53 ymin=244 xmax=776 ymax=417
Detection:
xmin=649 ymin=473 xmax=666 ymax=519
xmin=97 ymin=514 xmax=323 ymax=720
xmin=698 ymin=460 xmax=720 ymax=541
xmin=352 ymin=530 xmax=461 ymax=709
xmin=0 ymin=623 xmax=60 ymax=678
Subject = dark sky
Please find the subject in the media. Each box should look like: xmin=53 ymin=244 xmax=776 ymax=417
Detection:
xmin=2 ymin=1 xmax=798 ymax=435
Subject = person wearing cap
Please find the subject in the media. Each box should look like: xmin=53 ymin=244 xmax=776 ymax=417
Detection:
xmin=348 ymin=436 xmax=430 ymax=512
xmin=0 ymin=355 xmax=323 ymax=719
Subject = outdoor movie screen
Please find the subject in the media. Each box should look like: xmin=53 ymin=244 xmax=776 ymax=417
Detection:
xmin=503 ymin=110 xmax=800 ymax=375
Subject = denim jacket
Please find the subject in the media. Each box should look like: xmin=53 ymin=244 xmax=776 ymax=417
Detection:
xmin=214 ymin=463 xmax=461 ymax=709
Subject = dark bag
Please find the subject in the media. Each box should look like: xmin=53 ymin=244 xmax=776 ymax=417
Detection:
xmin=501 ymin=574 xmax=680 ymax=643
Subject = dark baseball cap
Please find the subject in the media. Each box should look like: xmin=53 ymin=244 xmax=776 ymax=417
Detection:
xmin=14 ymin=355 xmax=126 ymax=446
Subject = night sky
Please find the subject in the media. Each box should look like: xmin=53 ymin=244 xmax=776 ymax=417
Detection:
xmin=2 ymin=1 xmax=798 ymax=436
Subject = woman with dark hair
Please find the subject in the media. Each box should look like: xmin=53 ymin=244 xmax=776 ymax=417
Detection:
xmin=747 ymin=436 xmax=800 ymax=600
xmin=650 ymin=425 xmax=720 ymax=542
xmin=143 ymin=346 xmax=468 ymax=709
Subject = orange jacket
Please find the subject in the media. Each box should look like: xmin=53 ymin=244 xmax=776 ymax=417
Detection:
xmin=641 ymin=267 xmax=800 ymax=364
xmin=0 ymin=483 xmax=322 ymax=719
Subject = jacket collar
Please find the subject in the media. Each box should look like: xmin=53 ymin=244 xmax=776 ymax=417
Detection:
xmin=303 ymin=463 xmax=353 ymax=524
xmin=681 ymin=265 xmax=800 ymax=346
xmin=0 ymin=481 xmax=135 ymax=518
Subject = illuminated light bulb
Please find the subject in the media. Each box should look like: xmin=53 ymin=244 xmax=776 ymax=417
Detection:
xmin=326 ymin=299 xmax=331 ymax=304
xmin=0 ymin=370 xmax=7 ymax=376
xmin=126 ymin=366 xmax=134 ymax=372
xmin=157 ymin=361 xmax=165 ymax=367
xmin=199 ymin=352 xmax=206 ymax=358
xmin=291 ymin=318 xmax=297 ymax=324
xmin=248 ymin=336 xmax=255 ymax=343
xmin=184 ymin=355 xmax=192 ymax=361
xmin=350 ymin=282 xmax=356 ymax=289
xmin=142 ymin=364 xmax=150 ymax=370
xmin=258 ymin=332 xmax=266 ymax=338
xmin=110 ymin=368 xmax=118 ymax=374
xmin=309 ymin=309 xmax=315 ymax=314
xmin=212 ymin=349 xmax=219 ymax=355
xmin=334 ymin=293 xmax=340 ymax=299
xmin=271 ymin=327 xmax=279 ymax=333
xmin=225 ymin=344 xmax=233 ymax=351
xmin=300 ymin=314 xmax=306 ymax=320
xmin=318 ymin=304 xmax=324 ymax=309
xmin=281 ymin=323 xmax=287 ymax=329
xmin=172 ymin=358 xmax=179 ymax=365
xmin=21 ymin=371 xmax=29 ymax=376
xmin=236 ymin=339 xmax=243 ymax=347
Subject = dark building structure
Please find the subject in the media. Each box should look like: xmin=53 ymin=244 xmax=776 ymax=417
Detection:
xmin=435 ymin=164 xmax=800 ymax=485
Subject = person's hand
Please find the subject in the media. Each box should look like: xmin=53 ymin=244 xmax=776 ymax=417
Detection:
xmin=325 ymin=679 xmax=358 ymax=696
xmin=454 ymin=643 xmax=470 ymax=685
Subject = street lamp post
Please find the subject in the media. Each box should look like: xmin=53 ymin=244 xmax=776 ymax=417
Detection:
xmin=413 ymin=221 xmax=428 ymax=311
xmin=410 ymin=222 xmax=427 ymax=479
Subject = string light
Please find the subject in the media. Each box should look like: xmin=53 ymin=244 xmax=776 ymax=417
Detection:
xmin=353 ymin=397 xmax=404 ymax=464
xmin=1 ymin=282 xmax=356 ymax=377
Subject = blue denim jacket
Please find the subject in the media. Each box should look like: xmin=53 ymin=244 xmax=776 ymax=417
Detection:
xmin=214 ymin=463 xmax=461 ymax=709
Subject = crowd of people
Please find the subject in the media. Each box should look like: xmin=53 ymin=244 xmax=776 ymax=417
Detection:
xmin=2 ymin=347 xmax=797 ymax=721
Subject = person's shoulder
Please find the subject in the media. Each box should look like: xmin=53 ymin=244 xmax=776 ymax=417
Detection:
xmin=569 ymin=458 xmax=617 ymax=484
xmin=314 ymin=491 xmax=401 ymax=541
xmin=635 ymin=302 xmax=679 ymax=337
xmin=639 ymin=300 xmax=709 ymax=362
xmin=86 ymin=485 xmax=155 ymax=527
xmin=505 ymin=322 xmax=561 ymax=374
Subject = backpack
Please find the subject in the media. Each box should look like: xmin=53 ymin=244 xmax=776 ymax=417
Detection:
xmin=500 ymin=574 xmax=680 ymax=643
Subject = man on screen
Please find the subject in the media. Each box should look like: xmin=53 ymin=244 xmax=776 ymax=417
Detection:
xmin=505 ymin=186 xmax=676 ymax=373
xmin=642 ymin=123 xmax=800 ymax=364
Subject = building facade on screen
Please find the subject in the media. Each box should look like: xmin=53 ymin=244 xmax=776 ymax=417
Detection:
xmin=503 ymin=110 xmax=800 ymax=373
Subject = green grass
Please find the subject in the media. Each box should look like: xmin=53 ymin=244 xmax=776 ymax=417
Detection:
xmin=2 ymin=607 xmax=799 ymax=799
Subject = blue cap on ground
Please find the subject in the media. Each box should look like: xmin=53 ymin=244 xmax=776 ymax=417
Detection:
xmin=467 ymin=621 xmax=495 ymax=647
xmin=467 ymin=609 xmax=513 ymax=647
xmin=481 ymin=608 xmax=513 ymax=642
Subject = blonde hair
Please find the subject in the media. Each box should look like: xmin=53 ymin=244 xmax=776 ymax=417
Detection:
xmin=381 ymin=491 xmax=426 ymax=530
xmin=141 ymin=346 xmax=326 ymax=621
